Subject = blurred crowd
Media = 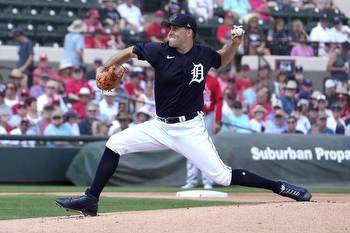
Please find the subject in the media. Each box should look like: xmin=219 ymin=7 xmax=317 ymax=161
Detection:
xmin=71 ymin=0 xmax=349 ymax=58
xmin=0 ymin=0 xmax=349 ymax=146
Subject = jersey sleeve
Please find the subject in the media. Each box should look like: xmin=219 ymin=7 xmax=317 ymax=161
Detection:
xmin=132 ymin=42 xmax=163 ymax=67
xmin=201 ymin=45 xmax=221 ymax=69
xmin=208 ymin=47 xmax=221 ymax=69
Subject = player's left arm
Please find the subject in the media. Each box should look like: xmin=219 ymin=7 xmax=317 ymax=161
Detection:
xmin=217 ymin=26 xmax=245 ymax=69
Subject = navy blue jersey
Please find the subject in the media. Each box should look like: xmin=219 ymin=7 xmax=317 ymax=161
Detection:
xmin=133 ymin=42 xmax=221 ymax=117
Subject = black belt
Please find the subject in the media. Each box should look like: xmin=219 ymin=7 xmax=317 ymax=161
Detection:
xmin=157 ymin=112 xmax=201 ymax=124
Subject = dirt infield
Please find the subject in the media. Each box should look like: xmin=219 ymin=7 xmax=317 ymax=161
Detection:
xmin=1 ymin=192 xmax=350 ymax=233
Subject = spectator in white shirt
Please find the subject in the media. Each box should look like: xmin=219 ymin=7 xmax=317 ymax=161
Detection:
xmin=25 ymin=97 xmax=41 ymax=124
xmin=329 ymin=17 xmax=350 ymax=43
xmin=108 ymin=111 xmax=132 ymax=135
xmin=117 ymin=0 xmax=144 ymax=32
xmin=134 ymin=105 xmax=153 ymax=124
xmin=293 ymin=99 xmax=311 ymax=134
xmin=37 ymin=80 xmax=68 ymax=114
xmin=265 ymin=109 xmax=287 ymax=134
xmin=327 ymin=104 xmax=345 ymax=134
xmin=4 ymin=82 xmax=18 ymax=108
xmin=188 ymin=0 xmax=214 ymax=21
xmin=136 ymin=80 xmax=156 ymax=116
xmin=9 ymin=119 xmax=36 ymax=147
xmin=309 ymin=14 xmax=332 ymax=55
xmin=99 ymin=90 xmax=119 ymax=122
xmin=250 ymin=104 xmax=266 ymax=133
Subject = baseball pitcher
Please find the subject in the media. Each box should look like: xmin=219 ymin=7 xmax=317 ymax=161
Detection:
xmin=56 ymin=14 xmax=311 ymax=216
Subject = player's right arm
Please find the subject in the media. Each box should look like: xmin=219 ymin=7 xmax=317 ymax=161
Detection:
xmin=102 ymin=46 xmax=137 ymax=69
xmin=217 ymin=26 xmax=244 ymax=69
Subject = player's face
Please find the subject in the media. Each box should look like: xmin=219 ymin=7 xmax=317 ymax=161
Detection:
xmin=168 ymin=26 xmax=191 ymax=48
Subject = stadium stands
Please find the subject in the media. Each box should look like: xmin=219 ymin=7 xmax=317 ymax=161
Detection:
xmin=0 ymin=0 xmax=347 ymax=47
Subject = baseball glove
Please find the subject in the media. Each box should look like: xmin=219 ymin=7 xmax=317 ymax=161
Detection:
xmin=96 ymin=64 xmax=127 ymax=91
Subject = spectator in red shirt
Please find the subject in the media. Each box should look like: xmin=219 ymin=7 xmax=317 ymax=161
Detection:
xmin=11 ymin=88 xmax=30 ymax=114
xmin=66 ymin=67 xmax=93 ymax=102
xmin=202 ymin=73 xmax=223 ymax=135
xmin=56 ymin=59 xmax=74 ymax=84
xmin=146 ymin=10 xmax=170 ymax=43
xmin=72 ymin=87 xmax=92 ymax=119
xmin=217 ymin=68 xmax=234 ymax=93
xmin=249 ymin=87 xmax=272 ymax=119
xmin=9 ymin=100 xmax=28 ymax=128
xmin=235 ymin=64 xmax=252 ymax=94
xmin=33 ymin=53 xmax=57 ymax=85
xmin=83 ymin=9 xmax=104 ymax=48
xmin=123 ymin=71 xmax=144 ymax=98
xmin=216 ymin=11 xmax=235 ymax=45
xmin=104 ymin=23 xmax=126 ymax=49
xmin=335 ymin=85 xmax=350 ymax=117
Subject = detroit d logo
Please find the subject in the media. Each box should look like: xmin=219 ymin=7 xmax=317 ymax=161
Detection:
xmin=189 ymin=63 xmax=204 ymax=85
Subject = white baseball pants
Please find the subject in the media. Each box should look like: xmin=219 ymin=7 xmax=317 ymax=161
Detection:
xmin=185 ymin=112 xmax=215 ymax=186
xmin=106 ymin=114 xmax=232 ymax=186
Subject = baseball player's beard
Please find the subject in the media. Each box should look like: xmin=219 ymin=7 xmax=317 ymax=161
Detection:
xmin=168 ymin=37 xmax=179 ymax=48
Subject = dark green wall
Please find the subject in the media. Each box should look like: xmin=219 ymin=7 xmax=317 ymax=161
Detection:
xmin=0 ymin=147 xmax=80 ymax=183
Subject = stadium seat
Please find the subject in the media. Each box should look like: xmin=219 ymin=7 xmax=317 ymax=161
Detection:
xmin=213 ymin=7 xmax=224 ymax=18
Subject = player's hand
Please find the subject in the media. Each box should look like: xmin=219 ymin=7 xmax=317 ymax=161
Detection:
xmin=213 ymin=122 xmax=221 ymax=135
xmin=231 ymin=25 xmax=245 ymax=45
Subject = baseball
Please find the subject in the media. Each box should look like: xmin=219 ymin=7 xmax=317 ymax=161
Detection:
xmin=231 ymin=25 xmax=245 ymax=37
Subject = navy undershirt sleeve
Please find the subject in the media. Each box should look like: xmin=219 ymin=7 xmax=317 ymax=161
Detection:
xmin=132 ymin=42 xmax=163 ymax=67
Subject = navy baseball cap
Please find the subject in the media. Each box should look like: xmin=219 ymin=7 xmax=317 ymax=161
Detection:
xmin=10 ymin=28 xmax=25 ymax=37
xmin=168 ymin=14 xmax=197 ymax=34
xmin=303 ymin=79 xmax=312 ymax=86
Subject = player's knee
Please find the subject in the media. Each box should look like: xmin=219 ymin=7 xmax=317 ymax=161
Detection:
xmin=206 ymin=170 xmax=231 ymax=187
xmin=105 ymin=134 xmax=123 ymax=155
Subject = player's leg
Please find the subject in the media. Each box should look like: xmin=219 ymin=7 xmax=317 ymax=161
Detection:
xmin=182 ymin=160 xmax=200 ymax=189
xmin=201 ymin=172 xmax=213 ymax=189
xmin=201 ymin=113 xmax=215 ymax=189
xmin=55 ymin=119 xmax=169 ymax=215
xmin=172 ymin=115 xmax=311 ymax=201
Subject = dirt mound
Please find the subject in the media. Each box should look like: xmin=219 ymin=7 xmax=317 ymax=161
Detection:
xmin=1 ymin=193 xmax=349 ymax=233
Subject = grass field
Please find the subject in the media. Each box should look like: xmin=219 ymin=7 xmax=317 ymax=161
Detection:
xmin=0 ymin=185 xmax=349 ymax=220
xmin=0 ymin=195 xmax=240 ymax=220
xmin=1 ymin=185 xmax=349 ymax=193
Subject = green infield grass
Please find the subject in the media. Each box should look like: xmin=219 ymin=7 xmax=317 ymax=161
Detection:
xmin=0 ymin=195 xmax=240 ymax=220
xmin=0 ymin=185 xmax=349 ymax=193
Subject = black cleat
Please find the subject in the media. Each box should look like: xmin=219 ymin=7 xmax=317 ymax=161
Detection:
xmin=55 ymin=190 xmax=98 ymax=216
xmin=276 ymin=181 xmax=312 ymax=202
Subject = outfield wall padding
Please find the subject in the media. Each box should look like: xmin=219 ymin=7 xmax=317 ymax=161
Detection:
xmin=66 ymin=133 xmax=350 ymax=186
xmin=0 ymin=133 xmax=349 ymax=185
xmin=0 ymin=147 xmax=80 ymax=183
